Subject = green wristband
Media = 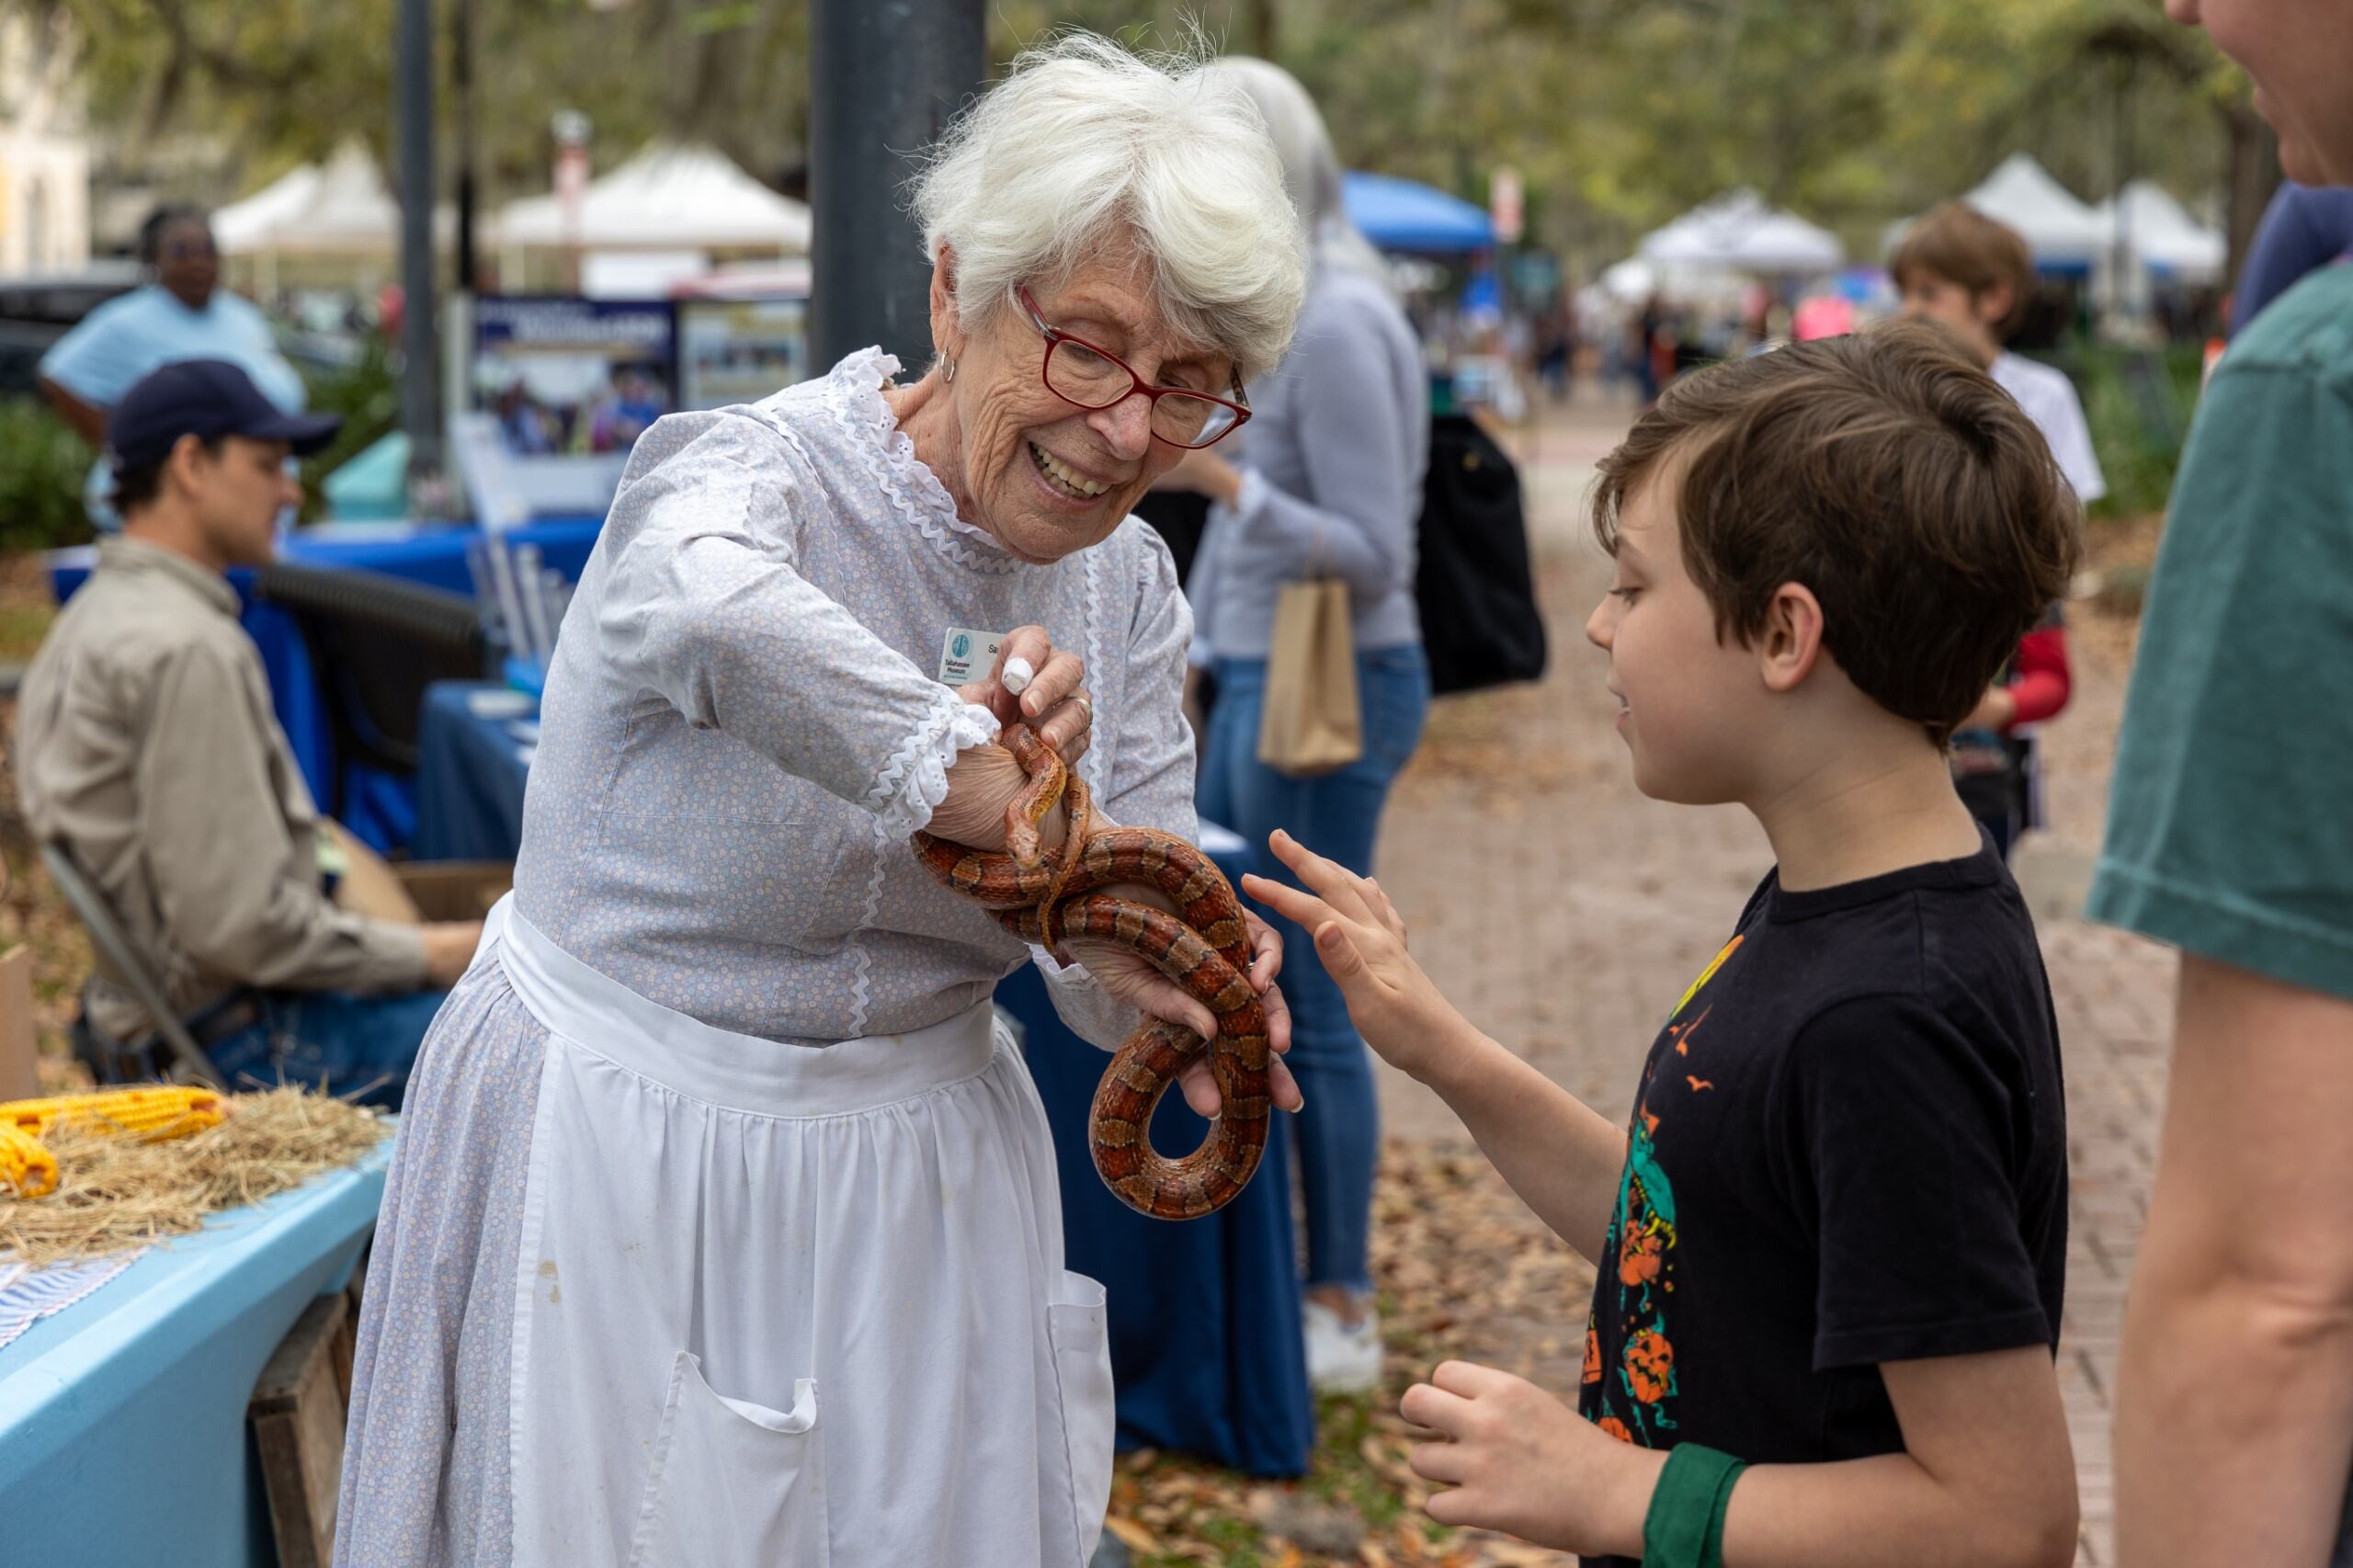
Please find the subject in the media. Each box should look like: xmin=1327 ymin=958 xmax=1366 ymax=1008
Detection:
xmin=1641 ymin=1442 xmax=1745 ymax=1568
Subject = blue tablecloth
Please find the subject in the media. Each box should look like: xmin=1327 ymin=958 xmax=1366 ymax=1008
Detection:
xmin=415 ymin=681 xmax=539 ymax=861
xmin=45 ymin=517 xmax=602 ymax=857
xmin=406 ymin=688 xmax=1315 ymax=1472
xmin=0 ymin=1136 xmax=393 ymax=1568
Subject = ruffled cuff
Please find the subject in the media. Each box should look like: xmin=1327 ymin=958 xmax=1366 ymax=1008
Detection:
xmin=1029 ymin=943 xmax=1140 ymax=1053
xmin=867 ymin=696 xmax=1001 ymax=840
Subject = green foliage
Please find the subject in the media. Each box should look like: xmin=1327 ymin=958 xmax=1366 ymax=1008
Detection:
xmin=0 ymin=399 xmax=96 ymax=553
xmin=296 ymin=341 xmax=401 ymax=521
xmin=53 ymin=0 xmax=2241 ymax=280
xmin=2031 ymin=342 xmax=2206 ymax=518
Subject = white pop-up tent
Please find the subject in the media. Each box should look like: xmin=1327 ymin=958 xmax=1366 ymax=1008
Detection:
xmin=212 ymin=164 xmax=324 ymax=254
xmin=496 ymin=142 xmax=812 ymax=255
xmin=1640 ymin=190 xmax=1845 ymax=276
xmin=1957 ymin=153 xmax=2109 ymax=272
xmin=2093 ymin=179 xmax=2226 ymax=283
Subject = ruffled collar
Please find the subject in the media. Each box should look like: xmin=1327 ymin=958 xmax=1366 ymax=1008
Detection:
xmin=822 ymin=347 xmax=1021 ymax=574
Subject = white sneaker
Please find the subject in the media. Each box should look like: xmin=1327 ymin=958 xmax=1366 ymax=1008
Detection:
xmin=1302 ymin=1300 xmax=1383 ymax=1393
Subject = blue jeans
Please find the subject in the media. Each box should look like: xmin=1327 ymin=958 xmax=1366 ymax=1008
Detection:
xmin=208 ymin=988 xmax=452 ymax=1110
xmin=1198 ymin=645 xmax=1431 ymax=1294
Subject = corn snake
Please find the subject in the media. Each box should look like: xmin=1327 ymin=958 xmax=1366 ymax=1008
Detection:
xmin=913 ymin=725 xmax=1271 ymax=1219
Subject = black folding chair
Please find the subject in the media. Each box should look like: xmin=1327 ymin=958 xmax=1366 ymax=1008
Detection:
xmin=40 ymin=841 xmax=227 ymax=1087
xmin=254 ymin=564 xmax=491 ymax=819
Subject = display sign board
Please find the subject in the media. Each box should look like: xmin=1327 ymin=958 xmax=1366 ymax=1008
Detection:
xmin=472 ymin=296 xmax=677 ymax=458
xmin=677 ymin=296 xmax=811 ymax=410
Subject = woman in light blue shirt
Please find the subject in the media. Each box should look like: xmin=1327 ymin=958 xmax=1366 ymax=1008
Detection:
xmin=40 ymin=206 xmax=307 ymax=528
xmin=1158 ymin=58 xmax=1431 ymax=1394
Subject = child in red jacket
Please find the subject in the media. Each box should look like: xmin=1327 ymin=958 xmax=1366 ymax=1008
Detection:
xmin=1948 ymin=608 xmax=2071 ymax=858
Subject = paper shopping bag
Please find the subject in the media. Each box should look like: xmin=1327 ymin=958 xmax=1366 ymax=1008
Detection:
xmin=1256 ymin=578 xmax=1363 ymax=777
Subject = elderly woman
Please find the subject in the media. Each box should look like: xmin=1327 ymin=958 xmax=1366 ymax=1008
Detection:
xmin=335 ymin=38 xmax=1303 ymax=1568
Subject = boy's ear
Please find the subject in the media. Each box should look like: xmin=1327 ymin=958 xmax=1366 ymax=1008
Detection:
xmin=1756 ymin=582 xmax=1826 ymax=694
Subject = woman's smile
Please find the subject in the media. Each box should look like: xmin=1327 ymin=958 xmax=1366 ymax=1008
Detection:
xmin=1028 ymin=439 xmax=1115 ymax=499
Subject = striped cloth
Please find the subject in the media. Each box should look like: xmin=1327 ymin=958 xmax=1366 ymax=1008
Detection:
xmin=0 ymin=1251 xmax=146 ymax=1350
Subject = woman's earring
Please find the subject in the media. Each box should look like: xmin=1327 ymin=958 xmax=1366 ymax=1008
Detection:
xmin=942 ymin=356 xmax=957 ymax=384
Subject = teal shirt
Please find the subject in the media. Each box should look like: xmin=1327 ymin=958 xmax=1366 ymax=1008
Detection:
xmin=2087 ymin=264 xmax=2353 ymax=997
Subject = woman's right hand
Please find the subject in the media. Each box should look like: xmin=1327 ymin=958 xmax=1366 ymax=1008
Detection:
xmin=956 ymin=625 xmax=1094 ymax=761
xmin=932 ymin=627 xmax=1094 ymax=850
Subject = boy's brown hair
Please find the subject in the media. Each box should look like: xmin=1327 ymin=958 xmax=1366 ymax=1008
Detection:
xmin=1591 ymin=322 xmax=2081 ymax=747
xmin=1889 ymin=201 xmax=2035 ymax=337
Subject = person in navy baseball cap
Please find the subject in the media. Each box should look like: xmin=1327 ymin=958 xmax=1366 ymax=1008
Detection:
xmin=104 ymin=358 xmax=341 ymax=570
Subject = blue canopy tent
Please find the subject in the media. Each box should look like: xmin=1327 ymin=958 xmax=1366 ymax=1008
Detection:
xmin=1342 ymin=171 xmax=1495 ymax=254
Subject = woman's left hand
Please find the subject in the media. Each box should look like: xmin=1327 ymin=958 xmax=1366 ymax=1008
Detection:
xmin=1063 ymin=903 xmax=1301 ymax=1115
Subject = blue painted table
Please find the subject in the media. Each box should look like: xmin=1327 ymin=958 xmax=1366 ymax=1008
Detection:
xmin=0 ymin=1137 xmax=393 ymax=1568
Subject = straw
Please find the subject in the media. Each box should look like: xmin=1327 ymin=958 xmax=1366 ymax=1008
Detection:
xmin=0 ymin=1087 xmax=391 ymax=1267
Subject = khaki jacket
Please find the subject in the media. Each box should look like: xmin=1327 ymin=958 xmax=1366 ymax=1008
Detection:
xmin=15 ymin=537 xmax=425 ymax=1037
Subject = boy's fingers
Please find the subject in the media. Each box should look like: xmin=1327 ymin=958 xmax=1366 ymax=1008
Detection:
xmin=1313 ymin=920 xmax=1369 ymax=982
xmin=1430 ymin=1359 xmax=1506 ymax=1398
xmin=1362 ymin=877 xmax=1409 ymax=945
xmin=1269 ymin=829 xmax=1377 ymax=924
xmin=1239 ymin=871 xmax=1331 ymax=930
xmin=1400 ymin=1381 xmax=1474 ymax=1436
xmin=1409 ymin=1441 xmax=1470 ymax=1485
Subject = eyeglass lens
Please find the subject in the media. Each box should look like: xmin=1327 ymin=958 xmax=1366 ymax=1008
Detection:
xmin=1045 ymin=338 xmax=1236 ymax=447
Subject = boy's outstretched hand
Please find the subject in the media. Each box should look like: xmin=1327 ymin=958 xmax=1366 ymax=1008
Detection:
xmin=1402 ymin=1360 xmax=1664 ymax=1558
xmin=1241 ymin=829 xmax=1472 ymax=1084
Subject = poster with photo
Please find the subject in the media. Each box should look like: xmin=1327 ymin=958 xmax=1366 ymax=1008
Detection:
xmin=472 ymin=296 xmax=678 ymax=458
xmin=678 ymin=296 xmax=811 ymax=410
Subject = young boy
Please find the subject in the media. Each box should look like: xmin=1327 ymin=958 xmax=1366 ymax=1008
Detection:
xmin=1893 ymin=201 xmax=2098 ymax=859
xmin=1245 ymin=324 xmax=2083 ymax=1566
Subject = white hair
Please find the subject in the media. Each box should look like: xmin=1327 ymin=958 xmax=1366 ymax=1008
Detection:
xmin=911 ymin=32 xmax=1306 ymax=382
xmin=1204 ymin=56 xmax=1394 ymax=295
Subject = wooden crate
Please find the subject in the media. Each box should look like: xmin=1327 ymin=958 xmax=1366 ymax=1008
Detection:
xmin=248 ymin=1292 xmax=352 ymax=1568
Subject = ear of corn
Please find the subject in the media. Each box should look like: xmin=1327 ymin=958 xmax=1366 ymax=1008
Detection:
xmin=0 ymin=1085 xmax=228 ymax=1143
xmin=0 ymin=1123 xmax=60 ymax=1199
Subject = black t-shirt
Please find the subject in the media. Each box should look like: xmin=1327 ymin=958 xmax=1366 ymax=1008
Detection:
xmin=1577 ymin=835 xmax=2067 ymax=1567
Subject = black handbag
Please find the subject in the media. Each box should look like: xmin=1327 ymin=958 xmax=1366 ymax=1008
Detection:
xmin=1415 ymin=414 xmax=1547 ymax=696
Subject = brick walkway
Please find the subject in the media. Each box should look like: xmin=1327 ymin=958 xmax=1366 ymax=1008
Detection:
xmin=1371 ymin=397 xmax=2171 ymax=1565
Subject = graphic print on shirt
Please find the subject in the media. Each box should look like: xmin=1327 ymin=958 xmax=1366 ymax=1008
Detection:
xmin=1584 ymin=933 xmax=1741 ymax=1447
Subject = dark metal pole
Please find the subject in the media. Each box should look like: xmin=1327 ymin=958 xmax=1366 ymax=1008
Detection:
xmin=810 ymin=0 xmax=986 ymax=372
xmin=398 ymin=0 xmax=444 ymax=494
xmin=454 ymin=0 xmax=478 ymax=293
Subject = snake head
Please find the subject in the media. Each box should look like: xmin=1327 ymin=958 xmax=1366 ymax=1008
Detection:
xmin=1006 ymin=807 xmax=1048 ymax=870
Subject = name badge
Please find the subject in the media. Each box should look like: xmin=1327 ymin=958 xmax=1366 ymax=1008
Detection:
xmin=938 ymin=627 xmax=1005 ymax=685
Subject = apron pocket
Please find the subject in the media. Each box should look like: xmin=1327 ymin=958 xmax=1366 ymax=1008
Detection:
xmin=1047 ymin=1269 xmax=1114 ymax=1560
xmin=626 ymin=1351 xmax=827 ymax=1568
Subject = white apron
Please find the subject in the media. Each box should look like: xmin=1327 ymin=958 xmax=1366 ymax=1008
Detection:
xmin=486 ymin=895 xmax=1114 ymax=1567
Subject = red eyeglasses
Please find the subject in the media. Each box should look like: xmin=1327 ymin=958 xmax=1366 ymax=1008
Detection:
xmin=1015 ymin=285 xmax=1250 ymax=449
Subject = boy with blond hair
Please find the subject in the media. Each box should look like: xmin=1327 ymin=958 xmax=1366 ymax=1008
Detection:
xmin=1248 ymin=324 xmax=2084 ymax=1566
